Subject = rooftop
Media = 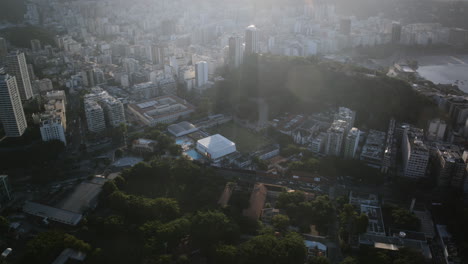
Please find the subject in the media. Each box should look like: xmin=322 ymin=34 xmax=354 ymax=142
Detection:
xmin=197 ymin=134 xmax=235 ymax=152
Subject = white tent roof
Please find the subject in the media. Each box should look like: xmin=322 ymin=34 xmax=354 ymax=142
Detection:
xmin=197 ymin=134 xmax=235 ymax=152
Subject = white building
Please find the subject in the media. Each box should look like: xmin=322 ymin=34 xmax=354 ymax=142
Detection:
xmin=40 ymin=118 xmax=67 ymax=145
xmin=197 ymin=134 xmax=236 ymax=160
xmin=402 ymin=129 xmax=429 ymax=178
xmin=0 ymin=72 xmax=27 ymax=137
xmin=84 ymin=100 xmax=106 ymax=133
xmin=229 ymin=36 xmax=243 ymax=68
xmin=343 ymin=127 xmax=360 ymax=159
xmin=245 ymin=25 xmax=259 ymax=55
xmin=84 ymin=88 xmax=125 ymax=132
xmin=195 ymin=61 xmax=208 ymax=88
xmin=310 ymin=133 xmax=326 ymax=154
xmin=6 ymin=51 xmax=33 ymax=100
xmin=325 ymin=120 xmax=347 ymax=156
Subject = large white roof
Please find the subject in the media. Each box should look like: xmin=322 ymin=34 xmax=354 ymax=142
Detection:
xmin=197 ymin=134 xmax=235 ymax=152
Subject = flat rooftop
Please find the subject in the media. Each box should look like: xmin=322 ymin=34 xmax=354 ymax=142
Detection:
xmin=128 ymin=95 xmax=194 ymax=120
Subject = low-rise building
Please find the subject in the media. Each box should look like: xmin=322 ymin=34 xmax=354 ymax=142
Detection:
xmin=196 ymin=134 xmax=236 ymax=160
xmin=132 ymin=138 xmax=157 ymax=153
xmin=128 ymin=95 xmax=194 ymax=126
xmin=167 ymin=121 xmax=198 ymax=137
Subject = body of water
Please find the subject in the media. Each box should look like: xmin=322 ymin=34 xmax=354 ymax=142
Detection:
xmin=416 ymin=55 xmax=468 ymax=93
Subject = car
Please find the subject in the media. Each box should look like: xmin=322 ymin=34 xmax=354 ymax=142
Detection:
xmin=1 ymin=248 xmax=12 ymax=258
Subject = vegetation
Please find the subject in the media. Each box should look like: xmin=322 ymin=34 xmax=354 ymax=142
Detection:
xmin=238 ymin=232 xmax=306 ymax=264
xmin=207 ymin=121 xmax=270 ymax=152
xmin=77 ymin=157 xmax=316 ymax=263
xmin=22 ymin=230 xmax=92 ymax=264
xmin=0 ymin=26 xmax=56 ymax=48
xmin=276 ymin=192 xmax=334 ymax=234
xmin=206 ymin=54 xmax=442 ymax=131
xmin=339 ymin=204 xmax=369 ymax=244
xmin=383 ymin=204 xmax=421 ymax=231
xmin=0 ymin=140 xmax=66 ymax=183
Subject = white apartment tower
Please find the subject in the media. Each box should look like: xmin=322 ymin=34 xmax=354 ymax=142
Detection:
xmin=195 ymin=61 xmax=208 ymax=88
xmin=402 ymin=129 xmax=429 ymax=178
xmin=343 ymin=127 xmax=361 ymax=159
xmin=0 ymin=71 xmax=28 ymax=137
xmin=102 ymin=98 xmax=126 ymax=128
xmin=228 ymin=36 xmax=243 ymax=68
xmin=85 ymin=100 xmax=106 ymax=133
xmin=245 ymin=25 xmax=259 ymax=56
xmin=6 ymin=51 xmax=33 ymax=100
xmin=325 ymin=120 xmax=347 ymax=156
xmin=40 ymin=118 xmax=67 ymax=145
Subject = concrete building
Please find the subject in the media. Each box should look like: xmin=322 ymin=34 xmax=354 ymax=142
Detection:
xmin=0 ymin=72 xmax=27 ymax=137
xmin=391 ymin=22 xmax=402 ymax=44
xmin=229 ymin=36 xmax=243 ymax=68
xmin=40 ymin=118 xmax=67 ymax=145
xmin=325 ymin=120 xmax=347 ymax=156
xmin=6 ymin=51 xmax=33 ymax=100
xmin=360 ymin=130 xmax=386 ymax=168
xmin=30 ymin=39 xmax=41 ymax=53
xmin=132 ymin=138 xmax=157 ymax=153
xmin=427 ymin=119 xmax=446 ymax=141
xmin=343 ymin=127 xmax=360 ymax=159
xmin=311 ymin=133 xmax=326 ymax=154
xmin=34 ymin=78 xmax=53 ymax=94
xmin=434 ymin=145 xmax=466 ymax=189
xmin=84 ymin=100 xmax=106 ymax=133
xmin=151 ymin=44 xmax=165 ymax=65
xmin=245 ymin=25 xmax=259 ymax=56
xmin=197 ymin=134 xmax=236 ymax=160
xmin=128 ymin=95 xmax=195 ymax=126
xmin=132 ymin=82 xmax=159 ymax=101
xmin=402 ymin=128 xmax=429 ymax=178
xmin=84 ymin=88 xmax=125 ymax=132
xmin=101 ymin=96 xmax=125 ymax=128
xmin=195 ymin=61 xmax=208 ymax=88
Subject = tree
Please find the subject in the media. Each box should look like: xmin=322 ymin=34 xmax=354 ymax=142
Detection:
xmin=340 ymin=257 xmax=359 ymax=264
xmin=391 ymin=208 xmax=421 ymax=231
xmin=0 ymin=216 xmax=9 ymax=234
xmin=190 ymin=211 xmax=240 ymax=251
xmin=213 ymin=244 xmax=238 ymax=264
xmin=308 ymin=256 xmax=331 ymax=264
xmin=272 ymin=214 xmax=290 ymax=232
xmin=23 ymin=231 xmax=91 ymax=264
xmin=239 ymin=232 xmax=306 ymax=264
xmin=356 ymin=214 xmax=369 ymax=234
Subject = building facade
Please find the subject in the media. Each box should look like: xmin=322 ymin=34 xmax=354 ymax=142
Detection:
xmin=195 ymin=61 xmax=208 ymax=88
xmin=6 ymin=51 xmax=33 ymax=100
xmin=343 ymin=127 xmax=360 ymax=159
xmin=40 ymin=118 xmax=67 ymax=145
xmin=0 ymin=72 xmax=28 ymax=137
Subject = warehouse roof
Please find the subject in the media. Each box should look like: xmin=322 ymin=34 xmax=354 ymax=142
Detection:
xmin=197 ymin=134 xmax=235 ymax=152
xmin=168 ymin=121 xmax=198 ymax=136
